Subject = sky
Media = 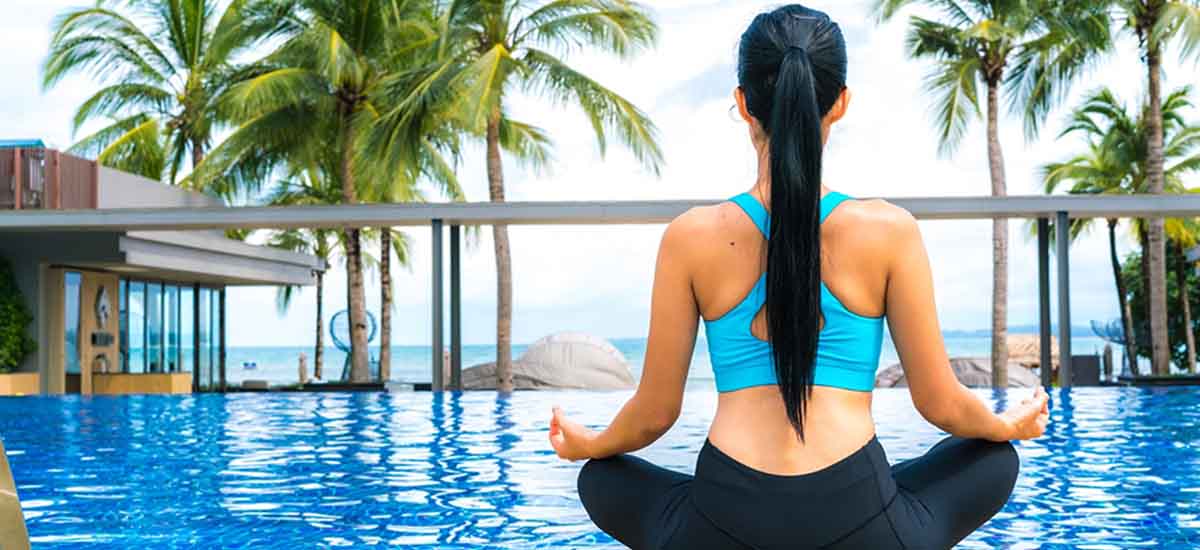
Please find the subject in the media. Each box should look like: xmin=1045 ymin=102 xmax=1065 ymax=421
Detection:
xmin=3 ymin=0 xmax=1197 ymax=348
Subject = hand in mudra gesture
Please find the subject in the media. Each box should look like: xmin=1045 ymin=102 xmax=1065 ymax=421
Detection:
xmin=998 ymin=386 xmax=1050 ymax=441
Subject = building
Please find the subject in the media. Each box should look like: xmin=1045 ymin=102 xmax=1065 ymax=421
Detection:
xmin=0 ymin=140 xmax=323 ymax=396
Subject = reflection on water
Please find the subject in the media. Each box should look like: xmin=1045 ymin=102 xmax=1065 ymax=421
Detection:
xmin=1 ymin=388 xmax=1198 ymax=548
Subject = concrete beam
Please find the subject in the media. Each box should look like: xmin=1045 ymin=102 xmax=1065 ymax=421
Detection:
xmin=3 ymin=194 xmax=1200 ymax=232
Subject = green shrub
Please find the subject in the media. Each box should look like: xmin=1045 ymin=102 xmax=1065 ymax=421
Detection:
xmin=0 ymin=257 xmax=36 ymax=373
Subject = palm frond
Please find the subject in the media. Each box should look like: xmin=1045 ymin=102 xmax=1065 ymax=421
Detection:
xmin=1157 ymin=1 xmax=1200 ymax=61
xmin=71 ymin=83 xmax=174 ymax=134
xmin=522 ymin=47 xmax=663 ymax=173
xmin=513 ymin=0 xmax=658 ymax=59
xmin=922 ymin=55 xmax=982 ymax=156
xmin=905 ymin=16 xmax=969 ymax=61
xmin=43 ymin=6 xmax=175 ymax=89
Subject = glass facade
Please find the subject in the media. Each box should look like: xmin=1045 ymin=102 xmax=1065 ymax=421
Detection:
xmin=119 ymin=281 xmax=128 ymax=372
xmin=115 ymin=279 xmax=223 ymax=390
xmin=181 ymin=286 xmax=194 ymax=373
xmin=166 ymin=285 xmax=180 ymax=372
xmin=128 ymin=281 xmax=146 ymax=373
xmin=147 ymin=283 xmax=163 ymax=373
xmin=198 ymin=288 xmax=214 ymax=390
xmin=64 ymin=272 xmax=82 ymax=375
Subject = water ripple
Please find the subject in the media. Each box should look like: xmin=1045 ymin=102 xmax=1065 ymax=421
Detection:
xmin=1 ymin=388 xmax=1198 ymax=547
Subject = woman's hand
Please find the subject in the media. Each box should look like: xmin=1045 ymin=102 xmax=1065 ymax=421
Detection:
xmin=997 ymin=386 xmax=1050 ymax=441
xmin=549 ymin=406 xmax=597 ymax=461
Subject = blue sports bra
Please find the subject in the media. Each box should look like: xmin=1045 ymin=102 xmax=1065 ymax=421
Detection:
xmin=704 ymin=191 xmax=886 ymax=393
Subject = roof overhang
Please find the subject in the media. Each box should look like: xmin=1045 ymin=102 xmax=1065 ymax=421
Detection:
xmin=120 ymin=231 xmax=322 ymax=286
xmin=0 ymin=229 xmax=322 ymax=287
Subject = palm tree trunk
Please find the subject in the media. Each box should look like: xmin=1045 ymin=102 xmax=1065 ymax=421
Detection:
xmin=986 ymin=80 xmax=1009 ymax=388
xmin=1145 ymin=39 xmax=1171 ymax=375
xmin=191 ymin=138 xmax=205 ymax=173
xmin=1109 ymin=219 xmax=1139 ymax=376
xmin=1177 ymin=242 xmax=1196 ymax=373
xmin=487 ymin=110 xmax=515 ymax=393
xmin=380 ymin=229 xmax=392 ymax=383
xmin=315 ymin=269 xmax=324 ymax=381
xmin=341 ymin=110 xmax=370 ymax=383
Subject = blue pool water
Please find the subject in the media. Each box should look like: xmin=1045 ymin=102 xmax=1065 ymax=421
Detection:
xmin=2 ymin=388 xmax=1199 ymax=548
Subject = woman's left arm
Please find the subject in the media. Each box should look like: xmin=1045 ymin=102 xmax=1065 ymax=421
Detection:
xmin=550 ymin=218 xmax=700 ymax=461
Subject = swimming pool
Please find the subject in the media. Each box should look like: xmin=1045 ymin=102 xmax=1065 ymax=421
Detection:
xmin=2 ymin=388 xmax=1197 ymax=548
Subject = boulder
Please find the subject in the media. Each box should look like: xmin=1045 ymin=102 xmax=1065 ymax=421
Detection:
xmin=875 ymin=357 xmax=1042 ymax=388
xmin=1007 ymin=334 xmax=1058 ymax=371
xmin=463 ymin=332 xmax=636 ymax=390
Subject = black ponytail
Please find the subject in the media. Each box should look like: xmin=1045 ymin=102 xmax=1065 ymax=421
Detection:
xmin=738 ymin=6 xmax=847 ymax=439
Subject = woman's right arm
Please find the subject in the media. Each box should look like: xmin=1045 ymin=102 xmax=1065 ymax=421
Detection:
xmin=883 ymin=210 xmax=1048 ymax=442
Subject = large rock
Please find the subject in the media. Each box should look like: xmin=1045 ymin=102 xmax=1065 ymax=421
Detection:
xmin=875 ymin=357 xmax=1042 ymax=388
xmin=1007 ymin=334 xmax=1058 ymax=371
xmin=463 ymin=332 xmax=636 ymax=390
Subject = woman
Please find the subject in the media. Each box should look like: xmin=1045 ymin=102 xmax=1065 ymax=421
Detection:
xmin=549 ymin=5 xmax=1049 ymax=550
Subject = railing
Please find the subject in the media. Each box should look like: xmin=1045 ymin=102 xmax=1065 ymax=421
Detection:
xmin=2 ymin=194 xmax=1199 ymax=391
xmin=0 ymin=148 xmax=98 ymax=211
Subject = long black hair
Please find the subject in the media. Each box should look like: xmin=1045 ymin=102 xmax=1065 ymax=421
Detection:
xmin=738 ymin=5 xmax=847 ymax=438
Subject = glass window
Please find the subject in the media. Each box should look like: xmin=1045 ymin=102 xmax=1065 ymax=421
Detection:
xmin=198 ymin=288 xmax=211 ymax=390
xmin=119 ymin=280 xmax=128 ymax=372
xmin=181 ymin=286 xmax=194 ymax=373
xmin=165 ymin=285 xmax=180 ymax=372
xmin=146 ymin=283 xmax=163 ymax=373
xmin=128 ymin=281 xmax=146 ymax=373
xmin=64 ymin=272 xmax=82 ymax=374
xmin=214 ymin=290 xmax=223 ymax=389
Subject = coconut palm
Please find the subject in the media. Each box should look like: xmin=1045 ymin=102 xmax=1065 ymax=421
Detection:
xmin=200 ymin=0 xmax=444 ymax=382
xmin=43 ymin=0 xmax=285 ymax=184
xmin=1044 ymin=86 xmax=1200 ymax=374
xmin=265 ymin=165 xmax=424 ymax=383
xmin=1092 ymin=0 xmax=1200 ymax=374
xmin=424 ymin=0 xmax=663 ymax=391
xmin=875 ymin=0 xmax=1112 ymax=386
xmin=1043 ymin=144 xmax=1140 ymax=375
xmin=361 ymin=148 xmax=464 ymax=384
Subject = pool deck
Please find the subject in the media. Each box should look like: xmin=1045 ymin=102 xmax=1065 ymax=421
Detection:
xmin=1115 ymin=374 xmax=1200 ymax=386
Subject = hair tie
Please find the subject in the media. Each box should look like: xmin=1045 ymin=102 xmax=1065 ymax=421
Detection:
xmin=786 ymin=45 xmax=807 ymax=56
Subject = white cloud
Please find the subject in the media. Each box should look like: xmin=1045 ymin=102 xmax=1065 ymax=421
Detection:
xmin=3 ymin=0 xmax=1195 ymax=348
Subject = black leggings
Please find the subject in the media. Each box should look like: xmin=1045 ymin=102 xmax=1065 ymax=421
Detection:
xmin=578 ymin=436 xmax=1018 ymax=549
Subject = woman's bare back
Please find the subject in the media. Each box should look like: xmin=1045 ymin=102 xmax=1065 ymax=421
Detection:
xmin=680 ymin=187 xmax=909 ymax=475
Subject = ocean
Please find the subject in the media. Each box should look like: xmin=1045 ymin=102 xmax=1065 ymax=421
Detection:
xmin=224 ymin=334 xmax=1114 ymax=387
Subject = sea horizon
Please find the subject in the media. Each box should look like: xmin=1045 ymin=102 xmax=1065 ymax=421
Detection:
xmin=223 ymin=329 xmax=1114 ymax=387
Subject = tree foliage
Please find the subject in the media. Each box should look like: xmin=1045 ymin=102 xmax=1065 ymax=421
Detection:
xmin=0 ymin=258 xmax=36 ymax=374
xmin=44 ymin=0 xmax=288 ymax=186
xmin=1123 ymin=246 xmax=1200 ymax=370
xmin=874 ymin=0 xmax=1113 ymax=152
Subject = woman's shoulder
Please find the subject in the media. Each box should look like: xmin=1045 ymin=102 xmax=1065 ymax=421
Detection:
xmin=827 ymin=197 xmax=921 ymax=256
xmin=657 ymin=203 xmax=745 ymax=264
xmin=665 ymin=203 xmax=738 ymax=238
xmin=833 ymin=197 xmax=917 ymax=235
xmin=838 ymin=197 xmax=914 ymax=225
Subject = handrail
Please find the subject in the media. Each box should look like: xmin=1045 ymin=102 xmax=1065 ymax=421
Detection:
xmin=0 ymin=194 xmax=1198 ymax=232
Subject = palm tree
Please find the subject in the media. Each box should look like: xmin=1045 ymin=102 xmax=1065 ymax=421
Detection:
xmin=875 ymin=0 xmax=1112 ymax=386
xmin=362 ymin=165 xmax=463 ymax=384
xmin=258 ymin=164 xmax=341 ymax=381
xmin=44 ymin=0 xmax=284 ymax=184
xmin=201 ymin=0 xmax=443 ymax=382
xmin=1044 ymin=86 xmax=1200 ymax=374
xmin=428 ymin=0 xmax=663 ymax=391
xmin=1094 ymin=0 xmax=1200 ymax=375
